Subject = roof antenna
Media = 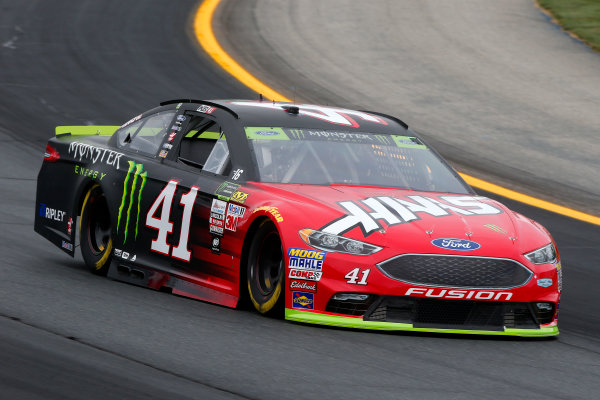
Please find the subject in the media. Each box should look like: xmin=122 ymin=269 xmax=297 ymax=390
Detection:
xmin=259 ymin=93 xmax=263 ymax=102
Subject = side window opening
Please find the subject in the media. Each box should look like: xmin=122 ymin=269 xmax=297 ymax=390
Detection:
xmin=177 ymin=115 xmax=231 ymax=175
xmin=203 ymin=135 xmax=230 ymax=175
xmin=116 ymin=111 xmax=175 ymax=156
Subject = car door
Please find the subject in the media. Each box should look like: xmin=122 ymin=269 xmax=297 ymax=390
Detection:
xmin=109 ymin=109 xmax=182 ymax=267
xmin=132 ymin=107 xmax=243 ymax=303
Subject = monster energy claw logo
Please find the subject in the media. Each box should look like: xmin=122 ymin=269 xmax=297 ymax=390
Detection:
xmin=117 ymin=161 xmax=147 ymax=243
xmin=288 ymin=129 xmax=305 ymax=139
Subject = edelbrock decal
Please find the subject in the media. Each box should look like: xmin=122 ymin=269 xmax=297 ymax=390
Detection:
xmin=431 ymin=238 xmax=481 ymax=251
xmin=290 ymin=280 xmax=317 ymax=292
xmin=321 ymin=195 xmax=502 ymax=236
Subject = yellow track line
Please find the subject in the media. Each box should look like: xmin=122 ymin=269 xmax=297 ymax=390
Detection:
xmin=194 ymin=0 xmax=600 ymax=226
xmin=194 ymin=0 xmax=290 ymax=102
xmin=459 ymin=174 xmax=600 ymax=225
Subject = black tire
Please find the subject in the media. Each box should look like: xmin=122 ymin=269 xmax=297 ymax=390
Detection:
xmin=247 ymin=220 xmax=284 ymax=316
xmin=80 ymin=185 xmax=113 ymax=275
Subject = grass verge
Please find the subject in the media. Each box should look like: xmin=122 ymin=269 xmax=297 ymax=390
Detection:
xmin=537 ymin=0 xmax=600 ymax=51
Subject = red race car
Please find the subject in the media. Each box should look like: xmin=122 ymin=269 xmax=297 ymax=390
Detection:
xmin=35 ymin=99 xmax=561 ymax=336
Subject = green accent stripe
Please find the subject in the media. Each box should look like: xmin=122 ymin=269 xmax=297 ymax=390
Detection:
xmin=135 ymin=171 xmax=147 ymax=239
xmin=117 ymin=161 xmax=136 ymax=234
xmin=56 ymin=126 xmax=120 ymax=136
xmin=124 ymin=163 xmax=143 ymax=242
xmin=184 ymin=130 xmax=223 ymax=139
xmin=285 ymin=309 xmax=559 ymax=337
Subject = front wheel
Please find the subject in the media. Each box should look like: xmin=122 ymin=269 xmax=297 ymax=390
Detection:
xmin=247 ymin=220 xmax=284 ymax=316
xmin=80 ymin=185 xmax=113 ymax=275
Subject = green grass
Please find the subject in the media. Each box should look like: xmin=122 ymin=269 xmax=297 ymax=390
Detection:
xmin=537 ymin=0 xmax=600 ymax=51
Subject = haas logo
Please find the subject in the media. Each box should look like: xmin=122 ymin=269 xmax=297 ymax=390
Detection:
xmin=231 ymin=101 xmax=388 ymax=128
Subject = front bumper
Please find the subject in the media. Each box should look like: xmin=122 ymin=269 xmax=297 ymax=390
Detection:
xmin=285 ymin=308 xmax=559 ymax=337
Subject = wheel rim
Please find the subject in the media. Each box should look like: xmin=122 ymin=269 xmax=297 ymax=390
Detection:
xmin=87 ymin=195 xmax=111 ymax=255
xmin=254 ymin=231 xmax=283 ymax=296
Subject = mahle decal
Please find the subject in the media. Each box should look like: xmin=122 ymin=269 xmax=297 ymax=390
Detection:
xmin=117 ymin=161 xmax=147 ymax=243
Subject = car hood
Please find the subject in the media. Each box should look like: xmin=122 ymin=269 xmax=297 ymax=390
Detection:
xmin=250 ymin=182 xmax=552 ymax=259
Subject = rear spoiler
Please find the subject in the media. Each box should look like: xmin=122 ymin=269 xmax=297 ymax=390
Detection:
xmin=55 ymin=126 xmax=120 ymax=136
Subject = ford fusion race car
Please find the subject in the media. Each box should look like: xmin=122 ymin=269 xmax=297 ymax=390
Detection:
xmin=35 ymin=99 xmax=561 ymax=337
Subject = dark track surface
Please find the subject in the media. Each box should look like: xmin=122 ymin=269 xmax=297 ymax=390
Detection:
xmin=1 ymin=1 xmax=599 ymax=399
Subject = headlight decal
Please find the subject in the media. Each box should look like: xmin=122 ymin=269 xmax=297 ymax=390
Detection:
xmin=299 ymin=229 xmax=382 ymax=255
xmin=524 ymin=243 xmax=557 ymax=264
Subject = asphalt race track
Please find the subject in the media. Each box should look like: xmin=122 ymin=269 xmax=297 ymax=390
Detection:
xmin=220 ymin=0 xmax=600 ymax=214
xmin=1 ymin=1 xmax=599 ymax=399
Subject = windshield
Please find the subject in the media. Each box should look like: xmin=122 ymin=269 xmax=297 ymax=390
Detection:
xmin=246 ymin=127 xmax=469 ymax=193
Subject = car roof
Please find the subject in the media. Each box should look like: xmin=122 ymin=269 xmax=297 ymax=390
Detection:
xmin=160 ymin=99 xmax=409 ymax=134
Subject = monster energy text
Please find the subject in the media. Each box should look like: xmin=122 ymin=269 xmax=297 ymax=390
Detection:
xmin=117 ymin=161 xmax=147 ymax=243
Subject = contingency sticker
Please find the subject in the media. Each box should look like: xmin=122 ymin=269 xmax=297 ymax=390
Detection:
xmin=225 ymin=203 xmax=246 ymax=232
xmin=292 ymin=291 xmax=314 ymax=310
xmin=289 ymin=280 xmax=317 ymax=292
xmin=211 ymin=235 xmax=221 ymax=254
xmin=210 ymin=199 xmax=227 ymax=237
xmin=230 ymin=190 xmax=249 ymax=204
xmin=215 ymin=182 xmax=240 ymax=201
xmin=287 ymin=248 xmax=326 ymax=271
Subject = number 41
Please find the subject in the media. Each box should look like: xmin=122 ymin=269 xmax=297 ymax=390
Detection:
xmin=146 ymin=180 xmax=199 ymax=262
xmin=345 ymin=268 xmax=370 ymax=285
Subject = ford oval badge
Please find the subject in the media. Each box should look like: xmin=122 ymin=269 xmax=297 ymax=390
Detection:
xmin=431 ymin=238 xmax=481 ymax=251
xmin=256 ymin=130 xmax=280 ymax=136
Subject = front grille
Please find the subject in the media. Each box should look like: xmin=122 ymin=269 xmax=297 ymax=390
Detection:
xmin=377 ymin=254 xmax=532 ymax=289
xmin=364 ymin=296 xmax=543 ymax=330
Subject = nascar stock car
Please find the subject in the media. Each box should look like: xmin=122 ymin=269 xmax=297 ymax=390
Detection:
xmin=35 ymin=99 xmax=561 ymax=336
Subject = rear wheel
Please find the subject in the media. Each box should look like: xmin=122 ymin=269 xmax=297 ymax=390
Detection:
xmin=80 ymin=185 xmax=113 ymax=275
xmin=247 ymin=220 xmax=284 ymax=316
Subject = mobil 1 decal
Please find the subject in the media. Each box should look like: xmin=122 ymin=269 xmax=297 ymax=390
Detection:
xmin=225 ymin=203 xmax=246 ymax=232
xmin=321 ymin=195 xmax=502 ymax=236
